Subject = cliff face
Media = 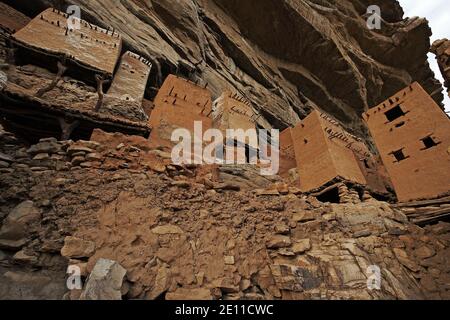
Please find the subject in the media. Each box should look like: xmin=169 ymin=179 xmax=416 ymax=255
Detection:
xmin=4 ymin=0 xmax=445 ymax=134
xmin=1 ymin=1 xmax=450 ymax=301
xmin=431 ymin=39 xmax=450 ymax=97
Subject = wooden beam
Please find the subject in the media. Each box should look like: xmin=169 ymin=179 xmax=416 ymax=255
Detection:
xmin=94 ymin=73 xmax=108 ymax=112
xmin=393 ymin=196 xmax=450 ymax=208
xmin=412 ymin=207 xmax=450 ymax=226
xmin=310 ymin=182 xmax=341 ymax=197
xmin=36 ymin=58 xmax=68 ymax=97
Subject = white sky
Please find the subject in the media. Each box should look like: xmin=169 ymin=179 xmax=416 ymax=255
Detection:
xmin=400 ymin=0 xmax=449 ymax=112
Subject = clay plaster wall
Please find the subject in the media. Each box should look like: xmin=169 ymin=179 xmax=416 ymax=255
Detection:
xmin=149 ymin=75 xmax=212 ymax=152
xmin=318 ymin=112 xmax=389 ymax=194
xmin=108 ymin=51 xmax=152 ymax=103
xmin=212 ymin=91 xmax=259 ymax=163
xmin=291 ymin=111 xmax=341 ymax=191
xmin=363 ymin=82 xmax=450 ymax=202
xmin=153 ymin=74 xmax=212 ymax=114
xmin=213 ymin=91 xmax=256 ymax=140
xmin=289 ymin=110 xmax=380 ymax=192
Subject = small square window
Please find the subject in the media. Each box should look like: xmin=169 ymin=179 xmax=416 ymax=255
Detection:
xmin=392 ymin=149 xmax=408 ymax=162
xmin=421 ymin=136 xmax=438 ymax=149
xmin=385 ymin=105 xmax=406 ymax=122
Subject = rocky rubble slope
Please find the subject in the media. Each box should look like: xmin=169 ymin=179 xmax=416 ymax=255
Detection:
xmin=0 ymin=125 xmax=449 ymax=300
xmin=4 ymin=0 xmax=445 ymax=135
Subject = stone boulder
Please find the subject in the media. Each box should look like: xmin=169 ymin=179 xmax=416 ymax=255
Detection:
xmin=0 ymin=152 xmax=14 ymax=163
xmin=80 ymin=259 xmax=127 ymax=300
xmin=292 ymin=239 xmax=311 ymax=254
xmin=0 ymin=201 xmax=40 ymax=241
xmin=61 ymin=237 xmax=96 ymax=259
xmin=266 ymin=235 xmax=292 ymax=249
xmin=26 ymin=141 xmax=62 ymax=155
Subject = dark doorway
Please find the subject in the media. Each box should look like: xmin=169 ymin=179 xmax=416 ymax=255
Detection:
xmin=316 ymin=187 xmax=340 ymax=203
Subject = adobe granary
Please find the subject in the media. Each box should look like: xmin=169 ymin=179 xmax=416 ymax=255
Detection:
xmin=212 ymin=91 xmax=256 ymax=132
xmin=281 ymin=110 xmax=392 ymax=202
xmin=212 ymin=91 xmax=259 ymax=162
xmin=431 ymin=39 xmax=450 ymax=98
xmin=108 ymin=51 xmax=152 ymax=103
xmin=96 ymin=51 xmax=152 ymax=122
xmin=363 ymin=82 xmax=450 ymax=203
xmin=148 ymin=74 xmax=212 ymax=152
xmin=10 ymin=8 xmax=122 ymax=88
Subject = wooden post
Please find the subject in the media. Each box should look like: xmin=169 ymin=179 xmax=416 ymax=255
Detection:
xmin=35 ymin=56 xmax=68 ymax=98
xmin=94 ymin=73 xmax=108 ymax=112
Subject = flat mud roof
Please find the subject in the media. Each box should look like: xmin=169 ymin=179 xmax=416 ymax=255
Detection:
xmin=11 ymin=8 xmax=122 ymax=84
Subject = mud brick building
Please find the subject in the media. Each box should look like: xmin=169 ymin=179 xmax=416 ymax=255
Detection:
xmin=363 ymin=82 xmax=450 ymax=202
xmin=281 ymin=110 xmax=390 ymax=195
xmin=213 ymin=91 xmax=258 ymax=162
xmin=148 ymin=74 xmax=212 ymax=154
xmin=12 ymin=8 xmax=122 ymax=82
xmin=213 ymin=91 xmax=256 ymax=134
xmin=100 ymin=51 xmax=152 ymax=122
xmin=108 ymin=52 xmax=152 ymax=103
